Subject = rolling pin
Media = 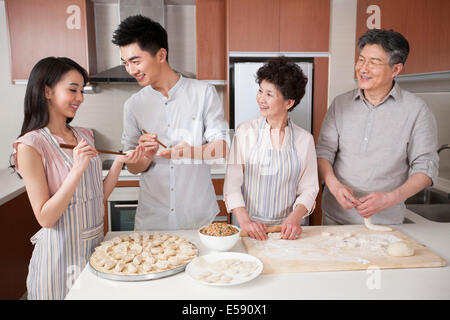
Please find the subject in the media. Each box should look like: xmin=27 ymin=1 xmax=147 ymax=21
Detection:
xmin=240 ymin=225 xmax=282 ymax=237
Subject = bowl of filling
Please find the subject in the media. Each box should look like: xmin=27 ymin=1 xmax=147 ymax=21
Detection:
xmin=198 ymin=223 xmax=241 ymax=252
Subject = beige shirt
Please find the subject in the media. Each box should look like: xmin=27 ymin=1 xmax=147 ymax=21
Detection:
xmin=316 ymin=82 xmax=439 ymax=224
xmin=224 ymin=117 xmax=319 ymax=218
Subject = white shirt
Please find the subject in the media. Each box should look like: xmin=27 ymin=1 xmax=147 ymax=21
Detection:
xmin=224 ymin=117 xmax=319 ymax=218
xmin=122 ymin=75 xmax=230 ymax=230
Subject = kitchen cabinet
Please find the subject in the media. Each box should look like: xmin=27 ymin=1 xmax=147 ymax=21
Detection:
xmin=212 ymin=178 xmax=230 ymax=223
xmin=0 ymin=192 xmax=40 ymax=299
xmin=228 ymin=0 xmax=280 ymax=52
xmin=228 ymin=0 xmax=330 ymax=52
xmin=279 ymin=0 xmax=330 ymax=52
xmin=356 ymin=0 xmax=450 ymax=75
xmin=196 ymin=0 xmax=226 ymax=81
xmin=5 ymin=0 xmax=97 ymax=83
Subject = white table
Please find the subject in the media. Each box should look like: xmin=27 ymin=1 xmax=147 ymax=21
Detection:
xmin=66 ymin=210 xmax=450 ymax=300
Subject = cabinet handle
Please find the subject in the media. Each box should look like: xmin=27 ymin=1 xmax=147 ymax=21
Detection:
xmin=113 ymin=204 xmax=138 ymax=208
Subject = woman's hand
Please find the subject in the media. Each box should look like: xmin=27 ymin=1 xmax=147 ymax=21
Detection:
xmin=120 ymin=145 xmax=146 ymax=165
xmin=241 ymin=220 xmax=268 ymax=240
xmin=138 ymin=132 xmax=160 ymax=160
xmin=72 ymin=138 xmax=97 ymax=173
xmin=158 ymin=141 xmax=192 ymax=160
xmin=281 ymin=211 xmax=303 ymax=240
xmin=232 ymin=207 xmax=267 ymax=240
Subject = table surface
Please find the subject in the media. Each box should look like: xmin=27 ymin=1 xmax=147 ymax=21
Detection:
xmin=66 ymin=210 xmax=450 ymax=300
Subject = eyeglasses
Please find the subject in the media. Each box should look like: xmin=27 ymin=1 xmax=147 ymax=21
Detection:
xmin=355 ymin=57 xmax=389 ymax=69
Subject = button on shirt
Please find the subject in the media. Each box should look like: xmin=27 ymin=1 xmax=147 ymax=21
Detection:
xmin=122 ymin=75 xmax=229 ymax=230
xmin=316 ymin=82 xmax=438 ymax=225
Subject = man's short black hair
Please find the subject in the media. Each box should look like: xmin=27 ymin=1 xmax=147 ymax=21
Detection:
xmin=112 ymin=14 xmax=169 ymax=61
xmin=358 ymin=29 xmax=410 ymax=66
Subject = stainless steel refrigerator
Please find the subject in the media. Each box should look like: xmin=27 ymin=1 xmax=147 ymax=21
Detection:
xmin=232 ymin=60 xmax=313 ymax=132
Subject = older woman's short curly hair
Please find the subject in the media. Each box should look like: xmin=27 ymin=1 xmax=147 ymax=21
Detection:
xmin=256 ymin=56 xmax=308 ymax=112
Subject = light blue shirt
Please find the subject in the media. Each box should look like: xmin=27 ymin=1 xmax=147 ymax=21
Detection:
xmin=122 ymin=75 xmax=230 ymax=230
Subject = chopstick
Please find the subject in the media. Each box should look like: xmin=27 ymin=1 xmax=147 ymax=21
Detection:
xmin=141 ymin=129 xmax=167 ymax=148
xmin=59 ymin=143 xmax=127 ymax=156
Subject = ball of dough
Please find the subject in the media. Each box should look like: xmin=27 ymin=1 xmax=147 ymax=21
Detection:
xmin=387 ymin=241 xmax=414 ymax=257
xmin=321 ymin=231 xmax=332 ymax=237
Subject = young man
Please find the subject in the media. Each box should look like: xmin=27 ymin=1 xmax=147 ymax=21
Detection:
xmin=112 ymin=15 xmax=229 ymax=230
xmin=317 ymin=29 xmax=438 ymax=225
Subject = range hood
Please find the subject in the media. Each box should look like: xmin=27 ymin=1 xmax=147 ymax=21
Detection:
xmin=89 ymin=0 xmax=196 ymax=84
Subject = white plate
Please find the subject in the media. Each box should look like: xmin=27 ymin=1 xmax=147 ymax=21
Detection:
xmin=185 ymin=252 xmax=263 ymax=286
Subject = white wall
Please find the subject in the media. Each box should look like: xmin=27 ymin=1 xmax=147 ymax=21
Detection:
xmin=0 ymin=0 xmax=27 ymax=168
xmin=328 ymin=0 xmax=358 ymax=103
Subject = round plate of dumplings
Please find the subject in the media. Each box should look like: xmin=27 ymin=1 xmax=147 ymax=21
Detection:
xmin=185 ymin=252 xmax=263 ymax=286
xmin=89 ymin=232 xmax=198 ymax=281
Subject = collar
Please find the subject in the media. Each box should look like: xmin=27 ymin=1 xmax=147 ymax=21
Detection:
xmin=148 ymin=73 xmax=184 ymax=98
xmin=353 ymin=81 xmax=403 ymax=105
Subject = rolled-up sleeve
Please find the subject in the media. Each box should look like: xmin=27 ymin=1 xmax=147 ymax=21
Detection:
xmin=407 ymin=104 xmax=439 ymax=184
xmin=202 ymin=85 xmax=230 ymax=147
xmin=293 ymin=133 xmax=320 ymax=217
xmin=316 ymin=99 xmax=339 ymax=165
xmin=223 ymin=125 xmax=248 ymax=212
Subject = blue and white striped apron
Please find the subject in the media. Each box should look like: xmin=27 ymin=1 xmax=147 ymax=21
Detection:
xmin=26 ymin=127 xmax=104 ymax=300
xmin=243 ymin=118 xmax=301 ymax=225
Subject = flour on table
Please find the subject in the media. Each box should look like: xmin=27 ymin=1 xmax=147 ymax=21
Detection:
xmin=247 ymin=227 xmax=403 ymax=265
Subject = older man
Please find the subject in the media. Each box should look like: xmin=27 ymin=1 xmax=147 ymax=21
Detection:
xmin=317 ymin=29 xmax=438 ymax=225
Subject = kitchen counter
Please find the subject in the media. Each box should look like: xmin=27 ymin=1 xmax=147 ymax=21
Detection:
xmin=65 ymin=210 xmax=450 ymax=300
xmin=101 ymin=163 xmax=227 ymax=181
xmin=0 ymin=163 xmax=226 ymax=207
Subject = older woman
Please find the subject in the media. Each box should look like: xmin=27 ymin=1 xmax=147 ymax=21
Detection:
xmin=224 ymin=56 xmax=319 ymax=240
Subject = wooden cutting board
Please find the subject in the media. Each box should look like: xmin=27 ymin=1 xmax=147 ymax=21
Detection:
xmin=241 ymin=225 xmax=446 ymax=273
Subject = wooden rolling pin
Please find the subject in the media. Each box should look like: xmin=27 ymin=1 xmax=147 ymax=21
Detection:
xmin=240 ymin=225 xmax=282 ymax=237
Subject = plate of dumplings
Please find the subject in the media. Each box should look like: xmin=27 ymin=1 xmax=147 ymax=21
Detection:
xmin=185 ymin=252 xmax=263 ymax=286
xmin=89 ymin=232 xmax=198 ymax=281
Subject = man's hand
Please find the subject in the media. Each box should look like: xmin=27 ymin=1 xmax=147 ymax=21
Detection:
xmin=138 ymin=132 xmax=160 ymax=160
xmin=355 ymin=191 xmax=397 ymax=218
xmin=329 ymin=182 xmax=362 ymax=210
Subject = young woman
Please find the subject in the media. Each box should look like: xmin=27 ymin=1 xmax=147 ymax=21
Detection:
xmin=224 ymin=57 xmax=319 ymax=240
xmin=11 ymin=57 xmax=145 ymax=299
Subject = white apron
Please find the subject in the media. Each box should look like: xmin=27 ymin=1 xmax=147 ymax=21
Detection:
xmin=243 ymin=118 xmax=301 ymax=225
xmin=26 ymin=127 xmax=104 ymax=300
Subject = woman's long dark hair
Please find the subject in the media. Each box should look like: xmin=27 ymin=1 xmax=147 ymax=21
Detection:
xmin=10 ymin=57 xmax=88 ymax=174
xmin=20 ymin=57 xmax=88 ymax=138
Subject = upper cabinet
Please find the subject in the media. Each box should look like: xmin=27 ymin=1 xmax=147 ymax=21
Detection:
xmin=356 ymin=0 xmax=450 ymax=75
xmin=196 ymin=0 xmax=226 ymax=81
xmin=5 ymin=0 xmax=97 ymax=83
xmin=228 ymin=0 xmax=330 ymax=52
xmin=279 ymin=0 xmax=330 ymax=52
xmin=228 ymin=0 xmax=280 ymax=52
